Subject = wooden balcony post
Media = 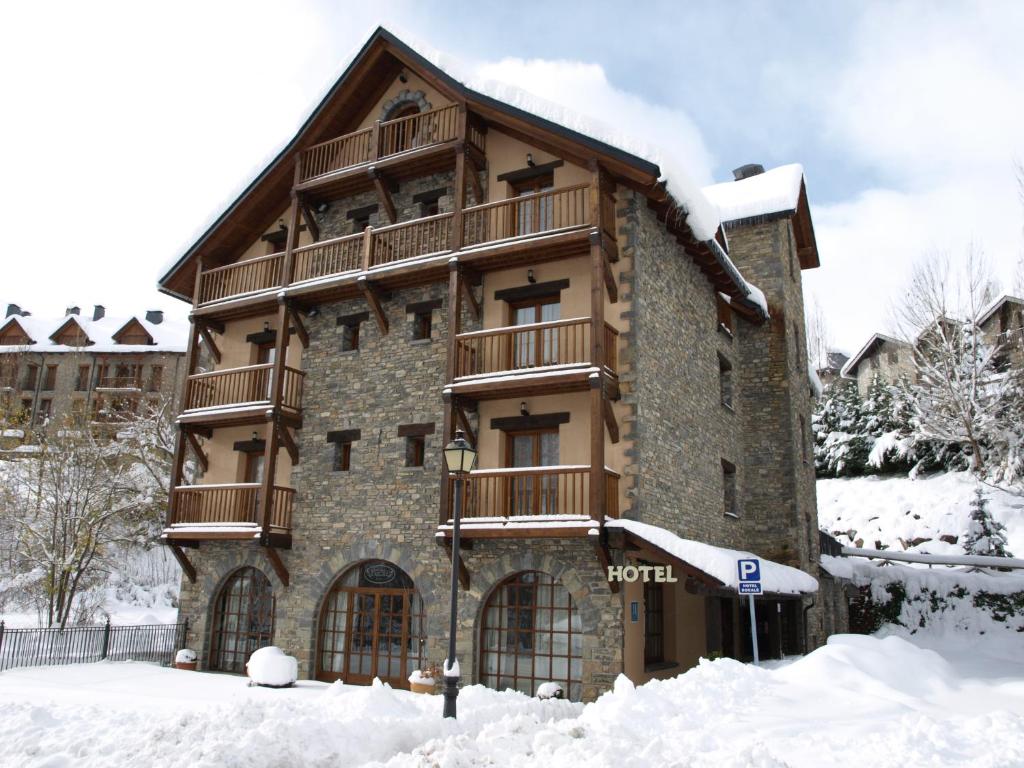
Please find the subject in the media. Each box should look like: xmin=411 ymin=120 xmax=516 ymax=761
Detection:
xmin=451 ymin=105 xmax=468 ymax=252
xmin=371 ymin=119 xmax=382 ymax=160
xmin=589 ymin=160 xmax=607 ymax=525
xmin=362 ymin=225 xmax=375 ymax=271
xmin=440 ymin=261 xmax=464 ymax=525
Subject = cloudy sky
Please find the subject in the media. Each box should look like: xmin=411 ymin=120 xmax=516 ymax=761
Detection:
xmin=2 ymin=1 xmax=1021 ymax=352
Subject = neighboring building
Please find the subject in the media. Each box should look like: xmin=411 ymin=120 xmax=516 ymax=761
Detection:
xmin=977 ymin=294 xmax=1024 ymax=369
xmin=816 ymin=351 xmax=849 ymax=391
xmin=0 ymin=304 xmax=187 ymax=435
xmin=157 ymin=29 xmax=834 ymax=701
xmin=839 ymin=333 xmax=914 ymax=396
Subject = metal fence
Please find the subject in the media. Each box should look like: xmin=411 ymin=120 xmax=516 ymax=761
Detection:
xmin=0 ymin=619 xmax=188 ymax=672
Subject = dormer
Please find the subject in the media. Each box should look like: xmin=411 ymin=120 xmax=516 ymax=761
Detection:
xmin=0 ymin=317 xmax=35 ymax=346
xmin=112 ymin=318 xmax=156 ymax=346
xmin=49 ymin=316 xmax=93 ymax=347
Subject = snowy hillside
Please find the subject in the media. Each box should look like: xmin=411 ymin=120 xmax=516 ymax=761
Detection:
xmin=817 ymin=471 xmax=1023 ymax=557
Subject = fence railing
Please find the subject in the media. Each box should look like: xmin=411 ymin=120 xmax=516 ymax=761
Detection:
xmin=462 ymin=184 xmax=590 ymax=247
xmin=184 ymin=364 xmax=304 ymax=412
xmin=169 ymin=483 xmax=294 ymax=531
xmin=0 ymin=619 xmax=188 ymax=672
xmin=448 ymin=466 xmax=620 ymax=520
xmin=197 ymin=252 xmax=284 ymax=305
xmin=292 ymin=233 xmax=364 ymax=283
xmin=370 ymin=213 xmax=453 ymax=268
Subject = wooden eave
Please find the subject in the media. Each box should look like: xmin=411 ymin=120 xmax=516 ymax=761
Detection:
xmin=794 ymin=181 xmax=819 ymax=270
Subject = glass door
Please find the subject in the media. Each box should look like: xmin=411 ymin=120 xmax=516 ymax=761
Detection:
xmin=511 ymin=297 xmax=560 ymax=370
xmin=507 ymin=429 xmax=559 ymax=515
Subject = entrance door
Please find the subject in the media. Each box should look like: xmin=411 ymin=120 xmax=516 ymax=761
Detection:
xmin=317 ymin=561 xmax=424 ymax=688
xmin=506 ymin=429 xmax=559 ymax=515
xmin=511 ymin=297 xmax=560 ymax=370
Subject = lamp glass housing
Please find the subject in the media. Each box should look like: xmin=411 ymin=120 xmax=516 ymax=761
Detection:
xmin=443 ymin=431 xmax=478 ymax=475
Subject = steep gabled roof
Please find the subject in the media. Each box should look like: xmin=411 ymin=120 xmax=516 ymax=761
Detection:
xmin=0 ymin=316 xmax=38 ymax=345
xmin=111 ymin=317 xmax=156 ymax=345
xmin=157 ymin=27 xmax=769 ymax=317
xmin=48 ymin=316 xmax=92 ymax=346
xmin=840 ymin=333 xmax=908 ymax=378
xmin=0 ymin=312 xmax=187 ymax=354
xmin=977 ymin=294 xmax=1024 ymax=328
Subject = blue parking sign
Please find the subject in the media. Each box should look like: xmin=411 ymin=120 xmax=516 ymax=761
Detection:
xmin=738 ymin=558 xmax=761 ymax=582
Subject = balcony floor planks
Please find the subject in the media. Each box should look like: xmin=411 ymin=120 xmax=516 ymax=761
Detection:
xmin=177 ymin=404 xmax=302 ymax=430
xmin=436 ymin=525 xmax=598 ymax=540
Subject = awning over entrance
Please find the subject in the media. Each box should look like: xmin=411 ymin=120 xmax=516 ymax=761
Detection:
xmin=604 ymin=519 xmax=818 ymax=596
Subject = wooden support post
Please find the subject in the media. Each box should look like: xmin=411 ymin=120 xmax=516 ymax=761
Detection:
xmin=451 ymin=106 xmax=468 ymax=252
xmin=460 ymin=277 xmax=481 ymax=322
xmin=589 ymin=160 xmax=607 ymax=526
xmin=196 ymin=322 xmax=221 ymax=364
xmin=591 ymin=539 xmax=618 ymax=593
xmin=439 ymin=392 xmax=455 ymax=525
xmin=362 ymin=225 xmax=375 ymax=271
xmin=166 ymin=268 xmax=203 ymax=528
xmin=279 ymin=423 xmax=299 ymax=465
xmin=454 ymin=401 xmax=476 ymax=446
xmin=439 ymin=539 xmax=471 ymax=590
xmin=183 ymin=429 xmax=209 ymax=473
xmin=369 ymin=168 xmax=397 ymax=224
xmin=370 ymin=119 xmax=381 ymax=160
xmin=603 ymin=398 xmax=620 ymax=444
xmin=589 ymin=375 xmax=606 ymax=525
xmin=357 ymin=277 xmax=389 ymax=335
xmin=466 ymin=155 xmax=484 ymax=205
xmin=299 ymin=198 xmax=320 ymax=242
xmin=264 ymin=546 xmax=290 ymax=588
xmin=598 ymin=236 xmax=618 ymax=303
xmin=287 ymin=303 xmax=309 ymax=349
xmin=168 ymin=544 xmax=197 ymax=584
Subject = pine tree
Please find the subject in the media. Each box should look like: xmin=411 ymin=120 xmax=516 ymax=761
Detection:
xmin=962 ymin=486 xmax=1012 ymax=558
xmin=813 ymin=380 xmax=872 ymax=477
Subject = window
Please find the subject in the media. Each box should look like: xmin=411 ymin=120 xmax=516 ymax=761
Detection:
xmin=347 ymin=205 xmax=377 ymax=235
xmin=479 ymin=571 xmax=583 ymax=701
xmin=148 ymin=365 xmax=163 ymax=392
xmin=869 ymin=355 xmax=880 ymax=370
xmin=75 ymin=365 xmax=90 ymax=391
xmin=716 ymin=294 xmax=733 ymax=336
xmin=43 ymin=365 xmax=57 ymax=391
xmin=22 ymin=364 xmax=38 ymax=391
xmin=209 ymin=567 xmax=275 ymax=673
xmin=412 ymin=311 xmax=432 ymax=341
xmin=510 ymin=296 xmax=561 ymax=368
xmin=505 ymin=428 xmax=559 ymax=515
xmin=420 ymin=198 xmax=440 ymax=217
xmin=887 ymin=350 xmax=899 ymax=364
xmin=510 ymin=173 xmax=554 ymax=236
xmin=644 ymin=577 xmax=666 ymax=667
xmin=337 ymin=313 xmax=368 ymax=352
xmin=722 ymin=459 xmax=738 ymax=518
xmin=800 ymin=415 xmax=808 ymax=464
xmin=244 ymin=452 xmax=265 ymax=484
xmin=718 ymin=354 xmax=733 ymax=409
xmin=405 ymin=435 xmax=425 ymax=467
xmin=792 ymin=322 xmax=801 ymax=364
xmin=333 ymin=441 xmax=351 ymax=472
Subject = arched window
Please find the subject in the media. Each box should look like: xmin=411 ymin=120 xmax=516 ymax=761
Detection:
xmin=317 ymin=560 xmax=425 ymax=688
xmin=209 ymin=567 xmax=274 ymax=673
xmin=480 ymin=571 xmax=583 ymax=700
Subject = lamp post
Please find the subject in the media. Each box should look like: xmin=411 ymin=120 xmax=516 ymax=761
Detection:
xmin=442 ymin=428 xmax=477 ymax=718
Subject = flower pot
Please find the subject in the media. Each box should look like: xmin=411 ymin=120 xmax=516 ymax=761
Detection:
xmin=409 ymin=680 xmax=435 ymax=694
xmin=175 ymin=661 xmax=198 ymax=671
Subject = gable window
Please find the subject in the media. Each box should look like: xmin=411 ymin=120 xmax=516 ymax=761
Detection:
xmin=327 ymin=429 xmax=360 ymax=473
xmin=722 ymin=459 xmax=738 ymax=518
xmin=43 ymin=365 xmax=57 ymax=391
xmin=398 ymin=423 xmax=434 ymax=468
xmin=718 ymin=354 xmax=733 ymax=409
xmin=76 ymin=365 xmax=90 ymax=392
xmin=338 ymin=312 xmax=368 ymax=353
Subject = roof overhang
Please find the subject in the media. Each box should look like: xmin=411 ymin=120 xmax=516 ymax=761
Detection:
xmin=840 ymin=333 xmax=906 ymax=378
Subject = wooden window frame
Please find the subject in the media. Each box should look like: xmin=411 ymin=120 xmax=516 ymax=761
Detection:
xmin=334 ymin=441 xmax=352 ymax=472
xmin=643 ymin=577 xmax=666 ymax=667
xmin=42 ymin=364 xmax=58 ymax=391
xmin=209 ymin=567 xmax=275 ymax=674
xmin=507 ymin=294 xmax=561 ymax=369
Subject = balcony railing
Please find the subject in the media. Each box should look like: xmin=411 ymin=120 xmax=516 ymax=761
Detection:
xmin=196 ymin=183 xmax=593 ymax=305
xmin=95 ymin=376 xmax=142 ymax=390
xmin=169 ymin=483 xmax=294 ymax=531
xmin=462 ymin=184 xmax=590 ymax=248
xmin=448 ymin=466 xmax=620 ymax=521
xmin=197 ymin=252 xmax=284 ymax=305
xmin=183 ymin=364 xmax=304 ymax=411
xmin=299 ymin=104 xmax=462 ymax=183
xmin=453 ymin=318 xmax=618 ymax=378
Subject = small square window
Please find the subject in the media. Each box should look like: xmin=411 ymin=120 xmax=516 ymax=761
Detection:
xmin=333 ymin=441 xmax=352 ymax=472
xmin=405 ymin=435 xmax=425 ymax=467
xmin=341 ymin=322 xmax=360 ymax=352
xmin=412 ymin=311 xmax=432 ymax=341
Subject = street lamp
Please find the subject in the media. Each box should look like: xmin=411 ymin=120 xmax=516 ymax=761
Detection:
xmin=442 ymin=428 xmax=477 ymax=718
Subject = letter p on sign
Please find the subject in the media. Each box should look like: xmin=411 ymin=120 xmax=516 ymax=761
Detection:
xmin=738 ymin=558 xmax=761 ymax=582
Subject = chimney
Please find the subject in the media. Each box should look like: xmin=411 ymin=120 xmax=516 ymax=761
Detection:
xmin=732 ymin=163 xmax=765 ymax=181
xmin=65 ymin=305 xmax=80 ymax=316
xmin=5 ymin=303 xmax=21 ymax=317
xmin=92 ymin=305 xmax=105 ymax=321
xmin=145 ymin=310 xmax=164 ymax=325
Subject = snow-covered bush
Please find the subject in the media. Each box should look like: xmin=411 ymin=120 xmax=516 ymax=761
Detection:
xmin=963 ymin=487 xmax=1013 ymax=559
xmin=536 ymin=682 xmax=564 ymax=700
xmin=175 ymin=649 xmax=197 ymax=664
xmin=246 ymin=646 xmax=298 ymax=687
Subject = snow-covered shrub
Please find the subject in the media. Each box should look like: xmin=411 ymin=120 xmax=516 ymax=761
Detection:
xmin=963 ymin=486 xmax=1013 ymax=559
xmin=536 ymin=682 xmax=564 ymax=700
xmin=175 ymin=649 xmax=197 ymax=664
xmin=246 ymin=646 xmax=298 ymax=687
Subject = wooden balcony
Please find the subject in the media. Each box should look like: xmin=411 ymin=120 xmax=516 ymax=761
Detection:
xmin=298 ymin=104 xmax=468 ymax=188
xmin=443 ymin=466 xmax=620 ymax=538
xmin=95 ymin=375 xmax=143 ymax=391
xmin=163 ymin=483 xmax=293 ymax=543
xmin=195 ymin=184 xmax=595 ymax=312
xmin=179 ymin=364 xmax=304 ymax=427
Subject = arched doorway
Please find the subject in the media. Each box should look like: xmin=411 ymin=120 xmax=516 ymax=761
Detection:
xmin=480 ymin=571 xmax=583 ymax=700
xmin=209 ymin=567 xmax=274 ymax=673
xmin=316 ymin=560 xmax=425 ymax=688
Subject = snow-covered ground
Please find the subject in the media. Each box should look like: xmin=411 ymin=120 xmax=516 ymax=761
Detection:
xmin=818 ymin=471 xmax=1024 ymax=556
xmin=1 ymin=633 xmax=1023 ymax=767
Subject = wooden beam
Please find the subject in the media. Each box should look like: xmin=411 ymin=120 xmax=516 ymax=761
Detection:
xmin=299 ymin=198 xmax=320 ymax=242
xmin=438 ymin=539 xmax=470 ymax=590
xmin=264 ymin=546 xmax=290 ymax=587
xmin=466 ymin=154 xmax=484 ymax=205
xmin=196 ymin=322 xmax=221 ymax=364
xmin=279 ymin=423 xmax=299 ymax=465
xmin=357 ymin=277 xmax=389 ymax=335
xmin=603 ymin=398 xmax=619 ymax=444
xmin=183 ymin=429 xmax=209 ymax=473
xmin=287 ymin=303 xmax=309 ymax=349
xmin=368 ymin=167 xmax=397 ymax=224
xmin=167 ymin=544 xmax=197 ymax=584
xmin=460 ymin=277 xmax=481 ymax=321
xmin=454 ymin=402 xmax=476 ymax=446
xmin=592 ymin=539 xmax=618 ymax=593
xmin=601 ymin=243 xmax=617 ymax=303
xmin=201 ymin=318 xmax=225 ymax=334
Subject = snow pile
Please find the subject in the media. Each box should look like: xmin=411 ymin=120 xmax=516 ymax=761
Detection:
xmin=605 ymin=519 xmax=818 ymax=594
xmin=822 ymin=555 xmax=1024 ymax=636
xmin=701 ymin=164 xmax=805 ymax=224
xmin=246 ymin=646 xmax=298 ymax=687
xmin=2 ymin=635 xmax=1023 ymax=767
xmin=817 ymin=471 xmax=1023 ymax=556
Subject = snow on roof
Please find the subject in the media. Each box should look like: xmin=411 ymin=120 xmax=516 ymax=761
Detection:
xmin=839 ymin=333 xmax=907 ymax=378
xmin=701 ymin=164 xmax=805 ymax=224
xmin=977 ymin=294 xmax=1024 ymax=327
xmin=0 ymin=312 xmax=187 ymax=354
xmin=606 ymin=519 xmax=818 ymax=595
